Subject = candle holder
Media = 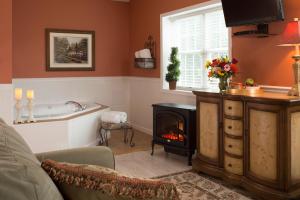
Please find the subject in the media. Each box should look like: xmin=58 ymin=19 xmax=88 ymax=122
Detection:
xmin=14 ymin=100 xmax=23 ymax=124
xmin=27 ymin=99 xmax=36 ymax=123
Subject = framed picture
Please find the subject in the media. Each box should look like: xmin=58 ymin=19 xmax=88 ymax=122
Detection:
xmin=46 ymin=29 xmax=95 ymax=71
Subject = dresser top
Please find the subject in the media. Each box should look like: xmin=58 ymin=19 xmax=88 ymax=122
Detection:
xmin=193 ymin=89 xmax=300 ymax=103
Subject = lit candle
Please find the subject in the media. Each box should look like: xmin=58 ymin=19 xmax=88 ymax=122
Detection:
xmin=26 ymin=90 xmax=34 ymax=100
xmin=15 ymin=88 xmax=23 ymax=100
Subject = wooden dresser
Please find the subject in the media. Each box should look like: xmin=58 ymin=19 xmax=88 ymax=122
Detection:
xmin=193 ymin=90 xmax=300 ymax=200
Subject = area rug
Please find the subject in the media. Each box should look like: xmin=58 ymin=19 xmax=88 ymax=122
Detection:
xmin=157 ymin=171 xmax=254 ymax=200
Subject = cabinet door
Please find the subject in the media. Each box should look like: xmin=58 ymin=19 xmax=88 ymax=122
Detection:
xmin=289 ymin=107 xmax=300 ymax=187
xmin=245 ymin=102 xmax=284 ymax=189
xmin=197 ymin=97 xmax=222 ymax=166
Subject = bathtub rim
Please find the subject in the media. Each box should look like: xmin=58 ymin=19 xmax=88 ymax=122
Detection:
xmin=14 ymin=103 xmax=109 ymax=125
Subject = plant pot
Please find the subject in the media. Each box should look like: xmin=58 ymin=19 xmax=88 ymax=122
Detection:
xmin=169 ymin=81 xmax=177 ymax=90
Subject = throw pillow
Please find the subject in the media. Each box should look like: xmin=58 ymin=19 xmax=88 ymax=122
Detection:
xmin=0 ymin=119 xmax=63 ymax=200
xmin=41 ymin=159 xmax=179 ymax=200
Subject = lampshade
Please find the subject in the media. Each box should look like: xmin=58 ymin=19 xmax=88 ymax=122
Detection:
xmin=279 ymin=18 xmax=300 ymax=56
xmin=279 ymin=18 xmax=300 ymax=46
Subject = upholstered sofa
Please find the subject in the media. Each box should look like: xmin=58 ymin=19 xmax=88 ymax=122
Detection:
xmin=0 ymin=118 xmax=115 ymax=200
xmin=0 ymin=118 xmax=179 ymax=200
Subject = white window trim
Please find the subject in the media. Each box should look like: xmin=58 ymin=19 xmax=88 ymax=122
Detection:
xmin=160 ymin=0 xmax=232 ymax=93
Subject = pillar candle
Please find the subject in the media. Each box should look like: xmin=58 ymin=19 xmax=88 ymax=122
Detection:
xmin=26 ymin=90 xmax=34 ymax=100
xmin=15 ymin=88 xmax=23 ymax=100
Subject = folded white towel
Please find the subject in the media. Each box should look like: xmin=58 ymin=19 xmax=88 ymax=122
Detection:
xmin=139 ymin=49 xmax=152 ymax=58
xmin=135 ymin=51 xmax=140 ymax=58
xmin=101 ymin=111 xmax=127 ymax=124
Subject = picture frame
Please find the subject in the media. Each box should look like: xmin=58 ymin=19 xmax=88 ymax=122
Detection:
xmin=46 ymin=29 xmax=95 ymax=71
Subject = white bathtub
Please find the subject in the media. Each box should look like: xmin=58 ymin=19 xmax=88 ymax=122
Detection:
xmin=14 ymin=102 xmax=110 ymax=153
xmin=20 ymin=102 xmax=102 ymax=121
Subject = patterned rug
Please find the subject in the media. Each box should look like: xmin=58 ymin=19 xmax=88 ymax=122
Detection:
xmin=157 ymin=171 xmax=255 ymax=200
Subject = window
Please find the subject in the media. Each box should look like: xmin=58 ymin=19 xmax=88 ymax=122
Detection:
xmin=161 ymin=0 xmax=230 ymax=90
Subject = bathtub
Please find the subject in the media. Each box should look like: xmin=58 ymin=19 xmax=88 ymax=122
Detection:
xmin=14 ymin=102 xmax=110 ymax=153
xmin=19 ymin=102 xmax=103 ymax=121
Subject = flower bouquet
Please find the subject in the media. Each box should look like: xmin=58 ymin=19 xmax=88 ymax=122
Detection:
xmin=205 ymin=56 xmax=238 ymax=92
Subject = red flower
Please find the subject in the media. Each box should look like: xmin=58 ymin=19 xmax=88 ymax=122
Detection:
xmin=220 ymin=62 xmax=226 ymax=68
xmin=232 ymin=58 xmax=238 ymax=64
xmin=230 ymin=64 xmax=238 ymax=73
xmin=208 ymin=71 xmax=213 ymax=77
xmin=212 ymin=59 xmax=219 ymax=67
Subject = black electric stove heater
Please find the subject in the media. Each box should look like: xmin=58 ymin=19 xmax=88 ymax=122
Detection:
xmin=151 ymin=103 xmax=196 ymax=165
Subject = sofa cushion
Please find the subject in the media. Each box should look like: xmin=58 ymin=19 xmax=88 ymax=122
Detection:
xmin=0 ymin=120 xmax=63 ymax=200
xmin=41 ymin=159 xmax=179 ymax=200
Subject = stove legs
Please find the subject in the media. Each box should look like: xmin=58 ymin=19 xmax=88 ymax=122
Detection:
xmin=151 ymin=140 xmax=155 ymax=156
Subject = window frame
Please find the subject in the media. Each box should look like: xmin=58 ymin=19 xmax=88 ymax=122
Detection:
xmin=160 ymin=0 xmax=232 ymax=91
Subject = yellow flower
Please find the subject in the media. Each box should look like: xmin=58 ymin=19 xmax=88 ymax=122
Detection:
xmin=205 ymin=60 xmax=211 ymax=69
xmin=224 ymin=56 xmax=229 ymax=63
xmin=218 ymin=71 xmax=224 ymax=76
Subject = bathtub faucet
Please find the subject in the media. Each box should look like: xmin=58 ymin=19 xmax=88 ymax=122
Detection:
xmin=65 ymin=101 xmax=87 ymax=111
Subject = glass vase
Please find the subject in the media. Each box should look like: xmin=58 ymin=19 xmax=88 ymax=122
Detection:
xmin=218 ymin=77 xmax=228 ymax=92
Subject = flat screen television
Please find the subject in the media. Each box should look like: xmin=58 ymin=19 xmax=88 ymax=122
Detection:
xmin=221 ymin=0 xmax=285 ymax=27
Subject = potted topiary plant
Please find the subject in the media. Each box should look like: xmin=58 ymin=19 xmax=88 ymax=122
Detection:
xmin=165 ymin=47 xmax=180 ymax=90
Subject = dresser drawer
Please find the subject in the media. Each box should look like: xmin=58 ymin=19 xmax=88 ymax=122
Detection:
xmin=224 ymin=136 xmax=243 ymax=156
xmin=224 ymin=155 xmax=243 ymax=176
xmin=224 ymin=118 xmax=243 ymax=136
xmin=224 ymin=100 xmax=243 ymax=117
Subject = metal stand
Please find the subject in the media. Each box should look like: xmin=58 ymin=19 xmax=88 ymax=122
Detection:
xmin=99 ymin=122 xmax=135 ymax=147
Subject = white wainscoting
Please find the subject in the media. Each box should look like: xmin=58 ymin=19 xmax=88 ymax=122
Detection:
xmin=128 ymin=77 xmax=196 ymax=135
xmin=0 ymin=84 xmax=13 ymax=125
xmin=13 ymin=77 xmax=131 ymax=119
xmin=11 ymin=76 xmax=292 ymax=139
xmin=12 ymin=77 xmax=196 ymax=136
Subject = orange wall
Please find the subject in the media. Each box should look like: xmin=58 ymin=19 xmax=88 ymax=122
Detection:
xmin=129 ymin=0 xmax=208 ymax=78
xmin=13 ymin=0 xmax=130 ymax=78
xmin=0 ymin=0 xmax=13 ymax=83
xmin=11 ymin=0 xmax=300 ymax=86
xmin=129 ymin=0 xmax=299 ymax=86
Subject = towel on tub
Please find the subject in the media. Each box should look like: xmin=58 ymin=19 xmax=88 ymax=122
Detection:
xmin=101 ymin=111 xmax=127 ymax=124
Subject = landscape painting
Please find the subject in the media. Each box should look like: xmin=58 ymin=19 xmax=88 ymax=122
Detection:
xmin=46 ymin=29 xmax=95 ymax=71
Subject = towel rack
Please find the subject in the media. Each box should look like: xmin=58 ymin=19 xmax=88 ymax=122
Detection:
xmin=135 ymin=35 xmax=156 ymax=69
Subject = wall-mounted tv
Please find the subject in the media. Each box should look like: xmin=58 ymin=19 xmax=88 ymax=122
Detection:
xmin=221 ymin=0 xmax=285 ymax=27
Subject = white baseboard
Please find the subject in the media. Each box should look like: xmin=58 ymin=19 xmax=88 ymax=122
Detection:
xmin=85 ymin=140 xmax=100 ymax=147
xmin=130 ymin=122 xmax=153 ymax=135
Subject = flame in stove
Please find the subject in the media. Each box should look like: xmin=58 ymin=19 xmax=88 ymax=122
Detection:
xmin=178 ymin=121 xmax=184 ymax=131
xmin=162 ymin=132 xmax=184 ymax=142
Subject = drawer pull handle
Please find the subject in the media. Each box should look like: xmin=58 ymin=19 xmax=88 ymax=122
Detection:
xmin=228 ymin=126 xmax=232 ymax=129
xmin=228 ymin=163 xmax=232 ymax=167
xmin=228 ymin=145 xmax=233 ymax=148
xmin=228 ymin=106 xmax=232 ymax=110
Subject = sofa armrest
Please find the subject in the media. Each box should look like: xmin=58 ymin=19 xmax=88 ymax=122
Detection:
xmin=36 ymin=146 xmax=115 ymax=169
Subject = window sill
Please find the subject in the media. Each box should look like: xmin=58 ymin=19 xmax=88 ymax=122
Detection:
xmin=161 ymin=88 xmax=195 ymax=97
